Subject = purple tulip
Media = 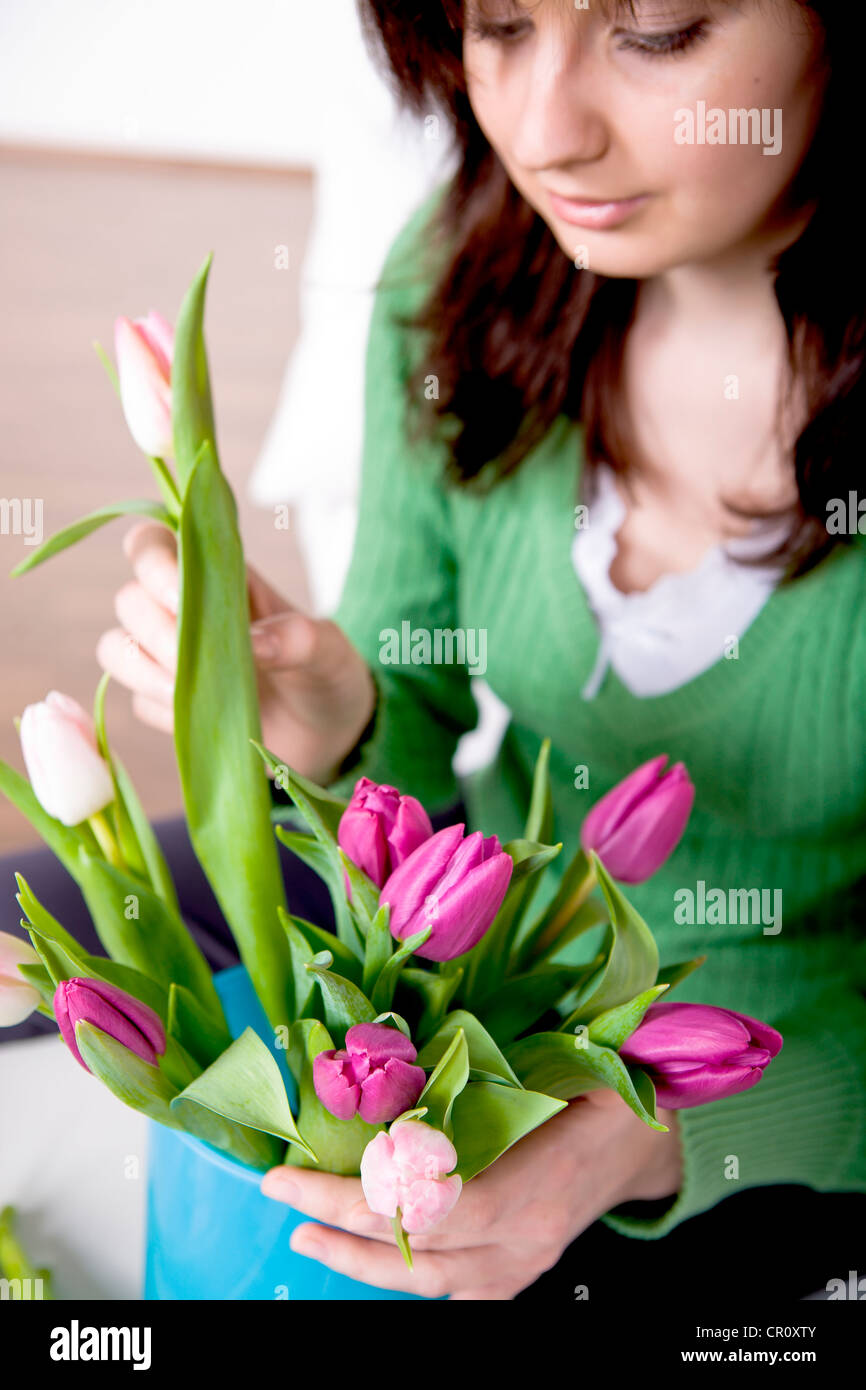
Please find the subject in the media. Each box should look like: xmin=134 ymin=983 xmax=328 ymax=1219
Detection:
xmin=619 ymin=1001 xmax=783 ymax=1108
xmin=53 ymin=977 xmax=167 ymax=1072
xmin=337 ymin=777 xmax=433 ymax=889
xmin=580 ymin=754 xmax=695 ymax=883
xmin=380 ymin=822 xmax=513 ymax=962
xmin=313 ymin=1022 xmax=426 ymax=1125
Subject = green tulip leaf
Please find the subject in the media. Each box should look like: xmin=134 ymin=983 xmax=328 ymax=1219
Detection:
xmin=174 ymin=442 xmax=291 ymax=1032
xmin=304 ymin=958 xmax=377 ymax=1044
xmin=450 ymin=1081 xmax=566 ymax=1182
xmin=369 ymin=925 xmax=431 ymax=1015
xmin=523 ymin=737 xmax=554 ymax=844
xmin=15 ymin=873 xmax=89 ymax=961
xmin=417 ymin=1010 xmax=522 ymax=1087
xmin=279 ymin=907 xmax=363 ymax=983
xmin=474 ymin=963 xmax=595 ymax=1046
xmin=417 ymin=1028 xmax=469 ymax=1137
xmin=274 ymin=827 xmax=362 ymax=958
xmin=371 ymin=1010 xmax=412 ymax=1038
xmin=505 ymin=1031 xmax=668 ymax=1130
xmin=9 ymin=500 xmax=171 ymax=578
xmin=583 ymin=984 xmax=670 ymax=1050
xmin=362 ymin=903 xmax=393 ymax=996
xmin=75 ymin=1020 xmax=182 ymax=1127
xmin=253 ymin=742 xmax=347 ymax=843
xmin=167 ymin=982 xmax=233 ymax=1069
xmin=564 ymin=854 xmax=659 ymax=1024
xmin=0 ymin=763 xmax=99 ymax=880
xmin=172 ymin=1027 xmax=315 ymax=1161
xmin=74 ymin=848 xmax=224 ymax=1025
xmin=399 ymin=966 xmax=464 ymax=1043
xmin=91 ymin=674 xmax=148 ymax=882
xmin=513 ymin=846 xmax=598 ymax=969
xmin=111 ymin=756 xmax=181 ymax=916
xmin=337 ymin=849 xmax=381 ymax=936
xmin=277 ymin=908 xmax=319 ymax=1021
xmin=171 ymin=253 xmax=217 ymax=494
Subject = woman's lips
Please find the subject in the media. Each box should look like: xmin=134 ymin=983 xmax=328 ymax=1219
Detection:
xmin=548 ymin=191 xmax=649 ymax=229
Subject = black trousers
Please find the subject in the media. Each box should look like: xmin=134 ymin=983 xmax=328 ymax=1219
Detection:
xmin=2 ymin=809 xmax=863 ymax=1304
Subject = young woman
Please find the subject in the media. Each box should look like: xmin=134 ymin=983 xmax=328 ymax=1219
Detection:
xmin=6 ymin=0 xmax=866 ymax=1300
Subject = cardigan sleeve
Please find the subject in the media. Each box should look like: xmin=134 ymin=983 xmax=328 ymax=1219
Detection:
xmin=323 ymin=188 xmax=479 ymax=816
xmin=600 ymin=985 xmax=866 ymax=1239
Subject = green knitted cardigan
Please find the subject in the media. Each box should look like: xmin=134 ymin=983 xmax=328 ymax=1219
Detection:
xmin=326 ymin=185 xmax=866 ymax=1242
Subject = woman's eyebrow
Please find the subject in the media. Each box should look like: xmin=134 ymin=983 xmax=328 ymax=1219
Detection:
xmin=464 ymin=1 xmax=705 ymax=22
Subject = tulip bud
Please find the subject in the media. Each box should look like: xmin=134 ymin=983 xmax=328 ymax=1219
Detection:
xmin=619 ymin=1000 xmax=782 ymax=1108
xmin=337 ymin=778 xmax=433 ymax=889
xmin=580 ymin=754 xmax=694 ymax=883
xmin=380 ymin=823 xmax=513 ymax=962
xmin=53 ymin=977 xmax=166 ymax=1072
xmin=360 ymin=1119 xmax=462 ymax=1234
xmin=20 ymin=692 xmax=115 ymax=827
xmin=0 ymin=932 xmax=41 ymax=1027
xmin=313 ymin=1021 xmax=426 ymax=1124
xmin=114 ymin=311 xmax=174 ymax=459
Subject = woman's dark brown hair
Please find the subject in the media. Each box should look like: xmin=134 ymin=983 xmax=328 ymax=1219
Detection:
xmin=356 ymin=0 xmax=866 ymax=579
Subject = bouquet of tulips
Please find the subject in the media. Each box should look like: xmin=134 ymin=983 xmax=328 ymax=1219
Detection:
xmin=0 ymin=259 xmax=782 ymax=1266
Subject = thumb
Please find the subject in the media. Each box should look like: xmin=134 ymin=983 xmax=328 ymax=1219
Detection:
xmin=250 ymin=611 xmax=319 ymax=669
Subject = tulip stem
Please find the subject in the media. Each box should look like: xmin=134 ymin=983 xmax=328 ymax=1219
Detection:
xmin=87 ymin=810 xmax=124 ymax=870
xmin=527 ymin=859 xmax=598 ymax=962
xmin=391 ymin=1212 xmax=414 ymax=1271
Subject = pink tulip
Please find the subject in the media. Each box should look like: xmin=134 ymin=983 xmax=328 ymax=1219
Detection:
xmin=360 ymin=1119 xmax=463 ymax=1234
xmin=0 ymin=932 xmax=41 ymax=1027
xmin=619 ymin=1001 xmax=783 ymax=1108
xmin=580 ymin=754 xmax=695 ymax=883
xmin=313 ymin=1021 xmax=426 ymax=1124
xmin=20 ymin=692 xmax=114 ymax=827
xmin=380 ymin=823 xmax=513 ymax=962
xmin=114 ymin=311 xmax=174 ymax=458
xmin=54 ymin=977 xmax=166 ymax=1072
xmin=338 ymin=778 xmax=433 ymax=889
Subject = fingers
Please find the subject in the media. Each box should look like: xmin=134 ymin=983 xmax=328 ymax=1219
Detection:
xmin=260 ymin=1168 xmax=389 ymax=1238
xmin=246 ymin=562 xmax=297 ymax=624
xmin=114 ymin=580 xmax=178 ymax=675
xmin=95 ymin=628 xmax=174 ymax=706
xmin=260 ymin=1164 xmax=498 ymax=1251
xmin=249 ymin=612 xmax=319 ymax=669
xmin=122 ymin=520 xmax=178 ymax=614
xmin=131 ymin=693 xmax=174 ymax=734
xmin=449 ymin=1285 xmax=517 ymax=1301
xmin=288 ymin=1222 xmax=492 ymax=1300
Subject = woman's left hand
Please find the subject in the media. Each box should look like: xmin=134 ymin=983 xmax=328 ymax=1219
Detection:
xmin=261 ymin=1089 xmax=683 ymax=1301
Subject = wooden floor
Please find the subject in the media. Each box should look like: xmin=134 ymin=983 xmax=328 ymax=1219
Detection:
xmin=0 ymin=145 xmax=314 ymax=854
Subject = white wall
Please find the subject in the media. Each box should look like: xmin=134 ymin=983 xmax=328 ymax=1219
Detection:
xmin=0 ymin=0 xmax=363 ymax=166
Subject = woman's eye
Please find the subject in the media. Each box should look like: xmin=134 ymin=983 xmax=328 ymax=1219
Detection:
xmin=464 ymin=14 xmax=711 ymax=56
xmin=617 ymin=19 xmax=711 ymax=58
xmin=465 ymin=18 xmax=530 ymax=45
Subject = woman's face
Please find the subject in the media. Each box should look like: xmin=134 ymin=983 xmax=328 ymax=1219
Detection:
xmin=462 ymin=0 xmax=828 ymax=278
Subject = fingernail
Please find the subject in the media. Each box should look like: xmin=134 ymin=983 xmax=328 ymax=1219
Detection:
xmin=291 ymin=1226 xmax=320 ymax=1253
xmin=261 ymin=1169 xmax=299 ymax=1205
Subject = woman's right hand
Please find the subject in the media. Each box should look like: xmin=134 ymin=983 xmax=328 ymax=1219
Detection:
xmin=95 ymin=520 xmax=378 ymax=786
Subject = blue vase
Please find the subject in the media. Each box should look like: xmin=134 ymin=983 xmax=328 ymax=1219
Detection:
xmin=143 ymin=964 xmax=432 ymax=1300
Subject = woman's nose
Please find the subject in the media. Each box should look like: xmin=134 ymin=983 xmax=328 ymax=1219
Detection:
xmin=508 ymin=27 xmax=609 ymax=173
